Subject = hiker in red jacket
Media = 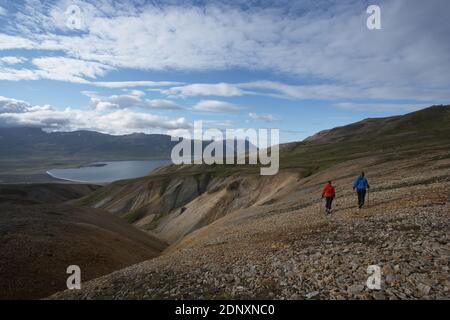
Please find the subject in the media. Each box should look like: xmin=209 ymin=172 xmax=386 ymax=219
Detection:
xmin=321 ymin=180 xmax=336 ymax=215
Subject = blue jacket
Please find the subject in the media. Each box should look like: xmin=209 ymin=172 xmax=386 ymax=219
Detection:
xmin=353 ymin=176 xmax=370 ymax=190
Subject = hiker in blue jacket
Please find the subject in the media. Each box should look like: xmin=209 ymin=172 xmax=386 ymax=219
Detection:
xmin=353 ymin=171 xmax=370 ymax=209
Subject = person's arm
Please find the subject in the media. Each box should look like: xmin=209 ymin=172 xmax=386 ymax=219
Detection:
xmin=365 ymin=178 xmax=370 ymax=189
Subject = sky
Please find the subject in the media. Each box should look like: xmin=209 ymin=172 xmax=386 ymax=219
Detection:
xmin=0 ymin=0 xmax=449 ymax=143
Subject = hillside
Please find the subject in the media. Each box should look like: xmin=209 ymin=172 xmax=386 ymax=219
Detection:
xmin=305 ymin=105 xmax=450 ymax=143
xmin=0 ymin=184 xmax=167 ymax=299
xmin=48 ymin=105 xmax=450 ymax=300
xmin=0 ymin=183 xmax=100 ymax=205
xmin=74 ymin=105 xmax=450 ymax=243
xmin=53 ymin=151 xmax=450 ymax=299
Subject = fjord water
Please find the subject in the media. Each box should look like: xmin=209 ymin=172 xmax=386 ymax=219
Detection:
xmin=47 ymin=160 xmax=172 ymax=183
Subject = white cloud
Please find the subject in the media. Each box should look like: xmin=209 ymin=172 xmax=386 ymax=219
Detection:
xmin=85 ymin=92 xmax=144 ymax=111
xmin=0 ymin=1 xmax=449 ymax=102
xmin=0 ymin=56 xmax=27 ymax=65
xmin=0 ymin=61 xmax=184 ymax=86
xmin=0 ymin=57 xmax=114 ymax=83
xmin=0 ymin=96 xmax=33 ymax=113
xmin=238 ymin=81 xmax=357 ymax=100
xmin=248 ymin=112 xmax=279 ymax=122
xmin=92 ymin=80 xmax=183 ymax=88
xmin=162 ymin=83 xmax=244 ymax=97
xmin=0 ymin=34 xmax=35 ymax=50
xmin=0 ymin=96 xmax=190 ymax=134
xmin=126 ymin=89 xmax=145 ymax=97
xmin=0 ymin=6 xmax=7 ymax=16
xmin=164 ymin=81 xmax=353 ymax=100
xmin=192 ymin=100 xmax=239 ymax=112
xmin=84 ymin=92 xmax=183 ymax=111
xmin=146 ymin=99 xmax=183 ymax=110
xmin=160 ymin=80 xmax=450 ymax=102
xmin=93 ymin=110 xmax=189 ymax=133
xmin=0 ymin=68 xmax=40 ymax=81
xmin=32 ymin=57 xmax=113 ymax=83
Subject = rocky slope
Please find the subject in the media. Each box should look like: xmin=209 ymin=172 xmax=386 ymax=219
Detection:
xmin=47 ymin=105 xmax=450 ymax=299
xmin=52 ymin=148 xmax=450 ymax=300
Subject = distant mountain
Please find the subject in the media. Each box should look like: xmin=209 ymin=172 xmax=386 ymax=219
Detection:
xmin=0 ymin=127 xmax=179 ymax=161
xmin=0 ymin=127 xmax=257 ymax=162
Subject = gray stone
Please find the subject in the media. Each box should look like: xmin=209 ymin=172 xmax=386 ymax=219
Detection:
xmin=347 ymin=284 xmax=365 ymax=295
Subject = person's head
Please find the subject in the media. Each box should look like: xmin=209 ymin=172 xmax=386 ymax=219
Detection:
xmin=361 ymin=171 xmax=365 ymax=177
xmin=328 ymin=180 xmax=332 ymax=185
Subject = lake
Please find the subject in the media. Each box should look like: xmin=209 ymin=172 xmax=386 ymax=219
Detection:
xmin=47 ymin=160 xmax=172 ymax=183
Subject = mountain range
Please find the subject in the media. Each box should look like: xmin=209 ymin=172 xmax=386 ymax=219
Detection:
xmin=0 ymin=127 xmax=180 ymax=160
xmin=0 ymin=127 xmax=253 ymax=183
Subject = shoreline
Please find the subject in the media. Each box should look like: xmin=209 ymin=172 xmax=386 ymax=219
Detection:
xmin=45 ymin=171 xmax=103 ymax=184
xmin=45 ymin=159 xmax=172 ymax=184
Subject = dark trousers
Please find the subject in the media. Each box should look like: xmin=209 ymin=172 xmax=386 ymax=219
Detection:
xmin=325 ymin=197 xmax=334 ymax=211
xmin=357 ymin=189 xmax=366 ymax=208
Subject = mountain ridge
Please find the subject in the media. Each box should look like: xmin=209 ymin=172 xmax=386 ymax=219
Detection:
xmin=0 ymin=127 xmax=256 ymax=183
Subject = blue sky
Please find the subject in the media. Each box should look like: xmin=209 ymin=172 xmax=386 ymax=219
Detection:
xmin=0 ymin=0 xmax=449 ymax=143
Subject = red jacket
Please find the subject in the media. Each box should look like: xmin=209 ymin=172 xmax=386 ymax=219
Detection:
xmin=322 ymin=183 xmax=335 ymax=198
